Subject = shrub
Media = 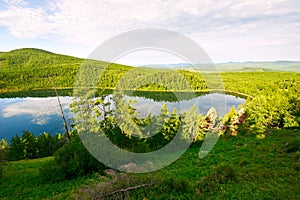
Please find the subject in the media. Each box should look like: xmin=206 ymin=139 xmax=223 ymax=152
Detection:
xmin=40 ymin=135 xmax=106 ymax=182
xmin=0 ymin=139 xmax=9 ymax=161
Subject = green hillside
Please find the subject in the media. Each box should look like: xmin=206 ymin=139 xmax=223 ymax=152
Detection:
xmin=0 ymin=48 xmax=131 ymax=94
xmin=0 ymin=48 xmax=82 ymax=92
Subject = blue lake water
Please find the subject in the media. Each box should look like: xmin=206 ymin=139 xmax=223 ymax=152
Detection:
xmin=0 ymin=93 xmax=245 ymax=140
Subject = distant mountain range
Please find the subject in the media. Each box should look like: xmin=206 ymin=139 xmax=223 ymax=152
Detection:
xmin=141 ymin=61 xmax=300 ymax=72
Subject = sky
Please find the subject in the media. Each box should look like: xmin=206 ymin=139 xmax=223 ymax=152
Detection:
xmin=0 ymin=0 xmax=299 ymax=65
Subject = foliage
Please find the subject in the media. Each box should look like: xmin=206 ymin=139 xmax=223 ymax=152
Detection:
xmin=22 ymin=131 xmax=37 ymax=159
xmin=245 ymin=93 xmax=297 ymax=133
xmin=40 ymin=135 xmax=106 ymax=182
xmin=7 ymin=131 xmax=66 ymax=161
xmin=290 ymin=96 xmax=300 ymax=126
xmin=0 ymin=138 xmax=9 ymax=161
xmin=1 ymin=49 xmax=299 ymax=98
xmin=8 ymin=134 xmax=24 ymax=161
xmin=0 ymin=48 xmax=131 ymax=94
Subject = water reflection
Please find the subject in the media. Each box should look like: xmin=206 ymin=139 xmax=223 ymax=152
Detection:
xmin=0 ymin=97 xmax=72 ymax=139
xmin=128 ymin=93 xmax=245 ymax=117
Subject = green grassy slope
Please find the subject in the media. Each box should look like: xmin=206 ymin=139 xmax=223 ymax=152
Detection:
xmin=0 ymin=157 xmax=104 ymax=199
xmin=0 ymin=128 xmax=299 ymax=199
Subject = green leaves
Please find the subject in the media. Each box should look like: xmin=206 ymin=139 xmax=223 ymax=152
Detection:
xmin=245 ymin=92 xmax=298 ymax=133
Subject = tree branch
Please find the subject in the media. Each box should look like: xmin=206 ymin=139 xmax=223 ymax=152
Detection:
xmin=101 ymin=182 xmax=154 ymax=199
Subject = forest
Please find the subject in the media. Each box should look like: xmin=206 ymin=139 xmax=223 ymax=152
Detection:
xmin=0 ymin=48 xmax=299 ymax=199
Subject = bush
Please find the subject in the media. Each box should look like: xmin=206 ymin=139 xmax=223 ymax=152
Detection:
xmin=40 ymin=135 xmax=106 ymax=182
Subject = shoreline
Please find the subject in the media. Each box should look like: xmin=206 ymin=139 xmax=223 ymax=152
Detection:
xmin=0 ymin=88 xmax=253 ymax=99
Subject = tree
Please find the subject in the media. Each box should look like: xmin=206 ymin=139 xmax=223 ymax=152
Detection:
xmin=181 ymin=104 xmax=204 ymax=142
xmin=245 ymin=93 xmax=297 ymax=133
xmin=8 ymin=134 xmax=24 ymax=161
xmin=36 ymin=132 xmax=55 ymax=158
xmin=22 ymin=131 xmax=37 ymax=159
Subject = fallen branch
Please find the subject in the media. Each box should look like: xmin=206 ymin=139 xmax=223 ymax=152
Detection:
xmin=265 ymin=127 xmax=276 ymax=137
xmin=100 ymin=182 xmax=155 ymax=199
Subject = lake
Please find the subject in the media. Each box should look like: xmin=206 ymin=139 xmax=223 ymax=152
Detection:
xmin=0 ymin=93 xmax=245 ymax=140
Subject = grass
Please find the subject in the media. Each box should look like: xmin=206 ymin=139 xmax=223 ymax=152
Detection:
xmin=1 ymin=128 xmax=299 ymax=199
xmin=0 ymin=157 xmax=103 ymax=199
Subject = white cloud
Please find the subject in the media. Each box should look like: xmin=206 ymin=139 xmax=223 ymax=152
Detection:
xmin=3 ymin=0 xmax=27 ymax=7
xmin=0 ymin=0 xmax=54 ymax=38
xmin=0 ymin=0 xmax=299 ymax=62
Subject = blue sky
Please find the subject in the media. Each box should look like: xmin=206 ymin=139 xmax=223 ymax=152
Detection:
xmin=0 ymin=0 xmax=299 ymax=65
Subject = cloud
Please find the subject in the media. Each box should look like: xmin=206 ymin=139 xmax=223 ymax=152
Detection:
xmin=0 ymin=0 xmax=299 ymax=61
xmin=0 ymin=0 xmax=54 ymax=38
xmin=3 ymin=0 xmax=27 ymax=7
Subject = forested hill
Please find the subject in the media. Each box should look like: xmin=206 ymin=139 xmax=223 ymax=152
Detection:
xmin=0 ymin=48 xmax=82 ymax=65
xmin=0 ymin=48 xmax=132 ymax=94
xmin=0 ymin=48 xmax=299 ymax=99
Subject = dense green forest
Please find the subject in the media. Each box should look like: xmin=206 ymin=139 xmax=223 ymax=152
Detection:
xmin=0 ymin=48 xmax=299 ymax=199
xmin=0 ymin=48 xmax=299 ymax=98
